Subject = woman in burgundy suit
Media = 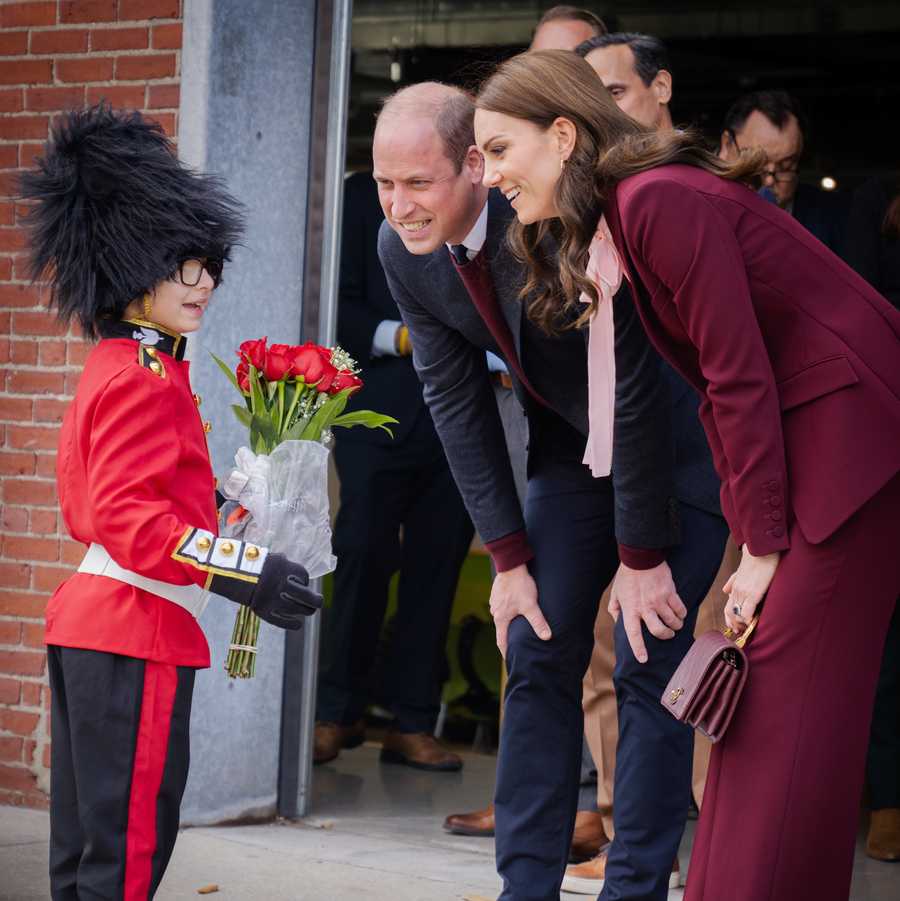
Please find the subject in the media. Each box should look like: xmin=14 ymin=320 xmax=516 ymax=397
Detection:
xmin=473 ymin=51 xmax=900 ymax=900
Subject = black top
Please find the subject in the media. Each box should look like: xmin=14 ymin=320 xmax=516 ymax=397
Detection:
xmin=792 ymin=182 xmax=850 ymax=258
xmin=844 ymin=176 xmax=900 ymax=310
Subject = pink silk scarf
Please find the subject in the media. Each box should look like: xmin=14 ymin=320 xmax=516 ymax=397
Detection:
xmin=581 ymin=215 xmax=628 ymax=477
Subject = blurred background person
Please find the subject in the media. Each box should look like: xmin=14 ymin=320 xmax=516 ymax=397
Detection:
xmin=529 ymin=4 xmax=607 ymax=52
xmin=718 ymin=89 xmax=847 ymax=254
xmin=845 ymin=173 xmax=900 ymax=861
xmin=314 ymin=171 xmax=474 ymax=772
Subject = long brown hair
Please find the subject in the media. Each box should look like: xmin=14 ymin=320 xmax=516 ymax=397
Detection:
xmin=476 ymin=51 xmax=764 ymax=332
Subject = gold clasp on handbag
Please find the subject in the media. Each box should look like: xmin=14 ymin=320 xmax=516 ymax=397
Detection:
xmin=723 ymin=614 xmax=760 ymax=650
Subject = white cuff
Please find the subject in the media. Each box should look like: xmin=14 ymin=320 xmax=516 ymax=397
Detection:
xmin=486 ymin=351 xmax=509 ymax=373
xmin=372 ymin=319 xmax=403 ymax=357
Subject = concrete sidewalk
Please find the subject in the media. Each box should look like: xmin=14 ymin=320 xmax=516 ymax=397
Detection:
xmin=2 ymin=745 xmax=898 ymax=900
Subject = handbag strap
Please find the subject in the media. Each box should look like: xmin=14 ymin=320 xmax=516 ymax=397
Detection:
xmin=724 ymin=615 xmax=760 ymax=650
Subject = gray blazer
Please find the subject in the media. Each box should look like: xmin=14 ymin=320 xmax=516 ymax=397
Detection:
xmin=377 ymin=189 xmax=680 ymax=551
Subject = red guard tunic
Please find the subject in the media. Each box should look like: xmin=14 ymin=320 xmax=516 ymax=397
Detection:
xmin=47 ymin=322 xmax=217 ymax=667
xmin=46 ymin=320 xmax=227 ymax=901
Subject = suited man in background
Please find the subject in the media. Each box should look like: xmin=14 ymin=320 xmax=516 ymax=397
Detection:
xmin=718 ymin=89 xmax=848 ymax=255
xmin=314 ymin=171 xmax=474 ymax=772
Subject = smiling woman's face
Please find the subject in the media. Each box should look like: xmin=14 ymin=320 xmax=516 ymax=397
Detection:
xmin=475 ymin=108 xmax=564 ymax=225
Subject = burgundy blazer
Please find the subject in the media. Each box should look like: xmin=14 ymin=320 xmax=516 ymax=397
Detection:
xmin=604 ymin=164 xmax=900 ymax=556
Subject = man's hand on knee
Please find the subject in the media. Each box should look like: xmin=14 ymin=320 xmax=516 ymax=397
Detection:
xmin=608 ymin=561 xmax=686 ymax=664
xmin=489 ymin=563 xmax=551 ymax=658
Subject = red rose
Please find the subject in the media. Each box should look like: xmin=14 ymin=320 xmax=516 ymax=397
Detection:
xmin=329 ymin=370 xmax=363 ymax=395
xmin=238 ymin=337 xmax=267 ymax=371
xmin=287 ymin=342 xmax=337 ymax=388
xmin=263 ymin=343 xmax=293 ymax=382
xmin=313 ymin=358 xmax=339 ymax=392
xmin=236 ymin=360 xmax=250 ymax=394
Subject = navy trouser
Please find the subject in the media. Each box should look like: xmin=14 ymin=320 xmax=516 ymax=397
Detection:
xmin=602 ymin=504 xmax=727 ymax=900
xmin=318 ymin=413 xmax=473 ymax=733
xmin=494 ymin=457 xmax=727 ymax=900
xmin=48 ymin=646 xmax=195 ymax=900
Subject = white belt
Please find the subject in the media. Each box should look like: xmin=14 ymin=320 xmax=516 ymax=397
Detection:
xmin=77 ymin=543 xmax=211 ymax=619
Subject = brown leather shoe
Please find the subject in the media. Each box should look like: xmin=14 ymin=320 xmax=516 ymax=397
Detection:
xmin=570 ymin=810 xmax=611 ymax=862
xmin=443 ymin=802 xmax=495 ymax=836
xmin=561 ymin=852 xmax=680 ymax=895
xmin=867 ymin=808 xmax=900 ymax=861
xmin=313 ymin=719 xmax=365 ymax=765
xmin=380 ymin=731 xmax=463 ymax=772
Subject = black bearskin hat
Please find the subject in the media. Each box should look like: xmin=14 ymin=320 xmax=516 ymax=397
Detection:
xmin=19 ymin=104 xmax=244 ymax=339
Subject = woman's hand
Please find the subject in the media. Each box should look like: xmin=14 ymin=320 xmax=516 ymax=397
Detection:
xmin=723 ymin=546 xmax=781 ymax=633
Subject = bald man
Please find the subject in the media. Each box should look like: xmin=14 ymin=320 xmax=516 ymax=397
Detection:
xmin=530 ymin=4 xmax=606 ymax=51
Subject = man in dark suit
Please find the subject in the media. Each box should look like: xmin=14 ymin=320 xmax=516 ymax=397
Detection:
xmin=718 ymin=89 xmax=848 ymax=255
xmin=314 ymin=171 xmax=474 ymax=771
xmin=374 ymin=83 xmax=726 ymax=901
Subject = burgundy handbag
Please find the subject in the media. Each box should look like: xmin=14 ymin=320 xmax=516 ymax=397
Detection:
xmin=660 ymin=617 xmax=759 ymax=743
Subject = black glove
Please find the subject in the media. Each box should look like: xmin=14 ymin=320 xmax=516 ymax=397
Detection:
xmin=249 ymin=552 xmax=322 ymax=629
xmin=190 ymin=529 xmax=323 ymax=630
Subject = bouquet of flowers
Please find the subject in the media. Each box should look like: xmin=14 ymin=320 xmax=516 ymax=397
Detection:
xmin=212 ymin=337 xmax=396 ymax=678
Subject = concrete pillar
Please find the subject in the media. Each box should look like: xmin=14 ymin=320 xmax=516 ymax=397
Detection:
xmin=176 ymin=0 xmax=319 ymax=825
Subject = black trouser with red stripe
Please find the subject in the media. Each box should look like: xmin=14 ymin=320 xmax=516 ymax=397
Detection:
xmin=47 ymin=646 xmax=195 ymax=900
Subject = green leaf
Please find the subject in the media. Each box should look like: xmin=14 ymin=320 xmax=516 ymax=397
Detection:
xmin=210 ymin=352 xmax=242 ymax=393
xmin=332 ymin=410 xmax=398 ymax=437
xmin=282 ymin=380 xmax=305 ymax=433
xmin=250 ymin=413 xmax=277 ymax=452
xmin=231 ymin=404 xmax=252 ymax=428
xmin=248 ymin=365 xmax=268 ymax=417
xmin=299 ymin=390 xmax=353 ymax=441
xmin=276 ymin=379 xmax=286 ymax=434
xmin=282 ymin=419 xmax=307 ymax=441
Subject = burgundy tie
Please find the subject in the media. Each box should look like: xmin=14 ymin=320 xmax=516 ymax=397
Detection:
xmin=449 ymin=249 xmax=549 ymax=408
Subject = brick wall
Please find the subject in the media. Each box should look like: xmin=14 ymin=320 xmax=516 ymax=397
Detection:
xmin=0 ymin=0 xmax=183 ymax=808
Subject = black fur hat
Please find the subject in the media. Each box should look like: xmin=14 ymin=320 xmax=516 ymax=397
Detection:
xmin=19 ymin=104 xmax=244 ymax=339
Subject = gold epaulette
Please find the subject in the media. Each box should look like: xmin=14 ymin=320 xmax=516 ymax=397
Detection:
xmin=138 ymin=344 xmax=166 ymax=378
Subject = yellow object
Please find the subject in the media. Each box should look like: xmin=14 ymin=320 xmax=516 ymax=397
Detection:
xmin=395 ymin=324 xmax=412 ymax=356
xmin=220 ymin=541 xmax=235 ymax=556
xmin=724 ymin=614 xmax=760 ymax=649
xmin=148 ymin=361 xmax=163 ymax=376
xmin=196 ymin=536 xmax=212 ymax=551
xmin=245 ymin=546 xmax=260 ymax=560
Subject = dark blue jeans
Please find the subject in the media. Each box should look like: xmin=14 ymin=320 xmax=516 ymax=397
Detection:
xmin=494 ymin=456 xmax=727 ymax=901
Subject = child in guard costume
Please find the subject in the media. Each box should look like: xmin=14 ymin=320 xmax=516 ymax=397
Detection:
xmin=21 ymin=105 xmax=323 ymax=901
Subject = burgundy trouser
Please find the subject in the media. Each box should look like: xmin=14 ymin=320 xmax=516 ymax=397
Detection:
xmin=685 ymin=472 xmax=900 ymax=901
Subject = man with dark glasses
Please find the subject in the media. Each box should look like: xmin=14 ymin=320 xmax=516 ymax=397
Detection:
xmin=718 ymin=89 xmax=847 ymax=254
